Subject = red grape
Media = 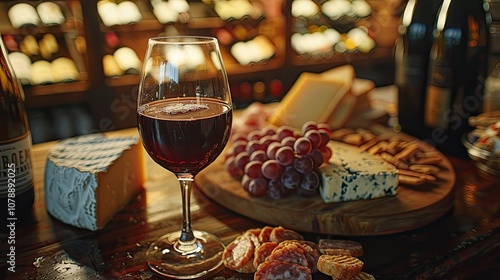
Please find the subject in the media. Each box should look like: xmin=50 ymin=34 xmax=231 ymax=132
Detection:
xmin=231 ymin=133 xmax=247 ymax=143
xmin=319 ymin=131 xmax=330 ymax=148
xmin=235 ymin=151 xmax=250 ymax=170
xmin=268 ymin=179 xmax=287 ymax=199
xmin=281 ymin=136 xmax=296 ymax=148
xmin=232 ymin=140 xmax=248 ymax=155
xmin=294 ymin=137 xmax=312 ymax=155
xmin=319 ymin=146 xmax=332 ymax=163
xmin=275 ymin=146 xmax=295 ymax=166
xmin=260 ymin=135 xmax=279 ymax=147
xmin=293 ymin=155 xmax=314 ymax=174
xmin=248 ymin=130 xmax=263 ymax=141
xmin=246 ymin=140 xmax=266 ymax=154
xmin=299 ymin=171 xmax=320 ymax=192
xmin=261 ymin=159 xmax=283 ymax=180
xmin=261 ymin=125 xmax=277 ymax=136
xmin=276 ymin=126 xmax=295 ymax=140
xmin=281 ymin=165 xmax=301 ymax=189
xmin=317 ymin=122 xmax=332 ymax=134
xmin=305 ymin=130 xmax=322 ymax=148
xmin=248 ymin=178 xmax=268 ymax=197
xmin=225 ymin=156 xmax=241 ymax=176
xmin=245 ymin=161 xmax=263 ymax=179
xmin=309 ymin=148 xmax=324 ymax=168
xmin=249 ymin=150 xmax=268 ymax=162
xmin=302 ymin=121 xmax=318 ymax=135
xmin=266 ymin=142 xmax=283 ymax=159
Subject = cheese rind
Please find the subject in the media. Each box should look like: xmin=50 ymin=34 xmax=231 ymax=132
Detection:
xmin=319 ymin=142 xmax=398 ymax=203
xmin=45 ymin=134 xmax=144 ymax=231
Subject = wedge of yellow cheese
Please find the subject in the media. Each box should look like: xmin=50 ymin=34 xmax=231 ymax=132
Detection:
xmin=268 ymin=65 xmax=356 ymax=129
xmin=351 ymin=78 xmax=375 ymax=115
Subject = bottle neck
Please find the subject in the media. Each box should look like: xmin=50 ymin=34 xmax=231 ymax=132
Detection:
xmin=1 ymin=35 xmax=30 ymax=142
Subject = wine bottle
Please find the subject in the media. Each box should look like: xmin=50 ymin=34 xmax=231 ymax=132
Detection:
xmin=37 ymin=1 xmax=66 ymax=26
xmin=395 ymin=0 xmax=443 ymax=138
xmin=113 ymin=47 xmax=141 ymax=75
xmin=0 ymin=34 xmax=35 ymax=227
xmin=8 ymin=3 xmax=40 ymax=29
xmin=424 ymin=0 xmax=490 ymax=156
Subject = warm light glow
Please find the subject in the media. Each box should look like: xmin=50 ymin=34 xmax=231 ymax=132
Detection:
xmin=436 ymin=0 xmax=452 ymax=32
xmin=464 ymin=182 xmax=477 ymax=208
xmin=402 ymin=0 xmax=416 ymax=28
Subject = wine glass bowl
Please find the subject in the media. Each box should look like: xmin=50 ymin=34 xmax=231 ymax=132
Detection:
xmin=137 ymin=36 xmax=232 ymax=279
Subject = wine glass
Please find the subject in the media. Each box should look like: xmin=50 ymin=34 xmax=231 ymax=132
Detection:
xmin=136 ymin=36 xmax=233 ymax=279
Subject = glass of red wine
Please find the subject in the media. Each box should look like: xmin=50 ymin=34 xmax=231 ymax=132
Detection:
xmin=137 ymin=36 xmax=232 ymax=279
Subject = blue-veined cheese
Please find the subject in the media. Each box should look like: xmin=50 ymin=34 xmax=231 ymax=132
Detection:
xmin=45 ymin=134 xmax=144 ymax=231
xmin=319 ymin=142 xmax=398 ymax=203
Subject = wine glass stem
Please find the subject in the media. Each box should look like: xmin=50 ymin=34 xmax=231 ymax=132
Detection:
xmin=178 ymin=174 xmax=195 ymax=244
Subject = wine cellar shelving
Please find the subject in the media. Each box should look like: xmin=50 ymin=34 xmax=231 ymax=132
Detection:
xmin=1 ymin=0 xmax=402 ymax=143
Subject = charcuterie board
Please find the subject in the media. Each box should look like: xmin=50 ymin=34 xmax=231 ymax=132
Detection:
xmin=195 ymin=128 xmax=456 ymax=236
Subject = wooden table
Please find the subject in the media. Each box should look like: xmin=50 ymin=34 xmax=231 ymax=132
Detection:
xmin=1 ymin=127 xmax=499 ymax=279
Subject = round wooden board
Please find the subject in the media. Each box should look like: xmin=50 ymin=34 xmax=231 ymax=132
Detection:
xmin=195 ymin=131 xmax=456 ymax=236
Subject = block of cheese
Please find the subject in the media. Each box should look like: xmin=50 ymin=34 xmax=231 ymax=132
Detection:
xmin=320 ymin=65 xmax=357 ymax=129
xmin=268 ymin=65 xmax=355 ymax=129
xmin=351 ymin=78 xmax=375 ymax=115
xmin=319 ymin=141 xmax=398 ymax=203
xmin=45 ymin=134 xmax=145 ymax=231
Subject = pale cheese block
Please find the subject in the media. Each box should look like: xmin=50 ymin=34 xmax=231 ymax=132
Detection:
xmin=320 ymin=65 xmax=357 ymax=129
xmin=45 ymin=134 xmax=145 ymax=231
xmin=351 ymin=78 xmax=375 ymax=115
xmin=345 ymin=78 xmax=389 ymax=127
xmin=268 ymin=70 xmax=352 ymax=129
xmin=319 ymin=141 xmax=398 ymax=203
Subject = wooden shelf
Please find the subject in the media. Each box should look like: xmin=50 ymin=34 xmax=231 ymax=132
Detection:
xmin=2 ymin=0 xmax=397 ymax=132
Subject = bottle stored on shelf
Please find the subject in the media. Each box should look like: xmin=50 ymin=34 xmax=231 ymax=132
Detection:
xmin=0 ymin=34 xmax=35 ymax=227
xmin=396 ymin=0 xmax=490 ymax=157
xmin=8 ymin=2 xmax=40 ymax=29
xmin=423 ymin=0 xmax=490 ymax=156
xmin=395 ymin=0 xmax=443 ymax=139
xmin=113 ymin=47 xmax=141 ymax=75
xmin=36 ymin=1 xmax=66 ymax=26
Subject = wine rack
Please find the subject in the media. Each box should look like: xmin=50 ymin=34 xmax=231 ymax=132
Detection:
xmin=1 ymin=0 xmax=402 ymax=143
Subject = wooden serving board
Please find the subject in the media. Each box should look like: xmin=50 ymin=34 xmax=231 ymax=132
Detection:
xmin=195 ymin=130 xmax=456 ymax=236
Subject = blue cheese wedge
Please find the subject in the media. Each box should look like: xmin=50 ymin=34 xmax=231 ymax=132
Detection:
xmin=319 ymin=142 xmax=398 ymax=202
xmin=45 ymin=134 xmax=144 ymax=231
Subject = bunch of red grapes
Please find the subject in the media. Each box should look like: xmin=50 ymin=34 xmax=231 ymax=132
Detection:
xmin=225 ymin=121 xmax=333 ymax=199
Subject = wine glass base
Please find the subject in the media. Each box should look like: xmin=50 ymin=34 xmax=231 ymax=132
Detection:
xmin=146 ymin=230 xmax=225 ymax=279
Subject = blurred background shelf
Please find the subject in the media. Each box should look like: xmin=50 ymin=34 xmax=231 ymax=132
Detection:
xmin=1 ymin=0 xmax=408 ymax=143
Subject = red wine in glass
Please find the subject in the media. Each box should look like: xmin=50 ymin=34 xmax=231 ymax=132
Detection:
xmin=138 ymin=97 xmax=232 ymax=175
xmin=137 ymin=35 xmax=232 ymax=279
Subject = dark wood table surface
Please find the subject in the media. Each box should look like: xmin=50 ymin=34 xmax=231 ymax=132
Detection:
xmin=1 ymin=127 xmax=499 ymax=280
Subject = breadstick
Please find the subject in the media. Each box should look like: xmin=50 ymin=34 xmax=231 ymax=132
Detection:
xmin=395 ymin=142 xmax=420 ymax=161
xmin=409 ymin=164 xmax=440 ymax=175
xmin=386 ymin=140 xmax=402 ymax=155
xmin=380 ymin=152 xmax=409 ymax=169
xmin=398 ymin=174 xmax=426 ymax=186
xmin=331 ymin=128 xmax=356 ymax=141
xmin=358 ymin=137 xmax=381 ymax=152
xmin=367 ymin=141 xmax=389 ymax=155
xmin=410 ymin=155 xmax=443 ymax=165
xmin=343 ymin=134 xmax=364 ymax=146
xmin=399 ymin=169 xmax=436 ymax=182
